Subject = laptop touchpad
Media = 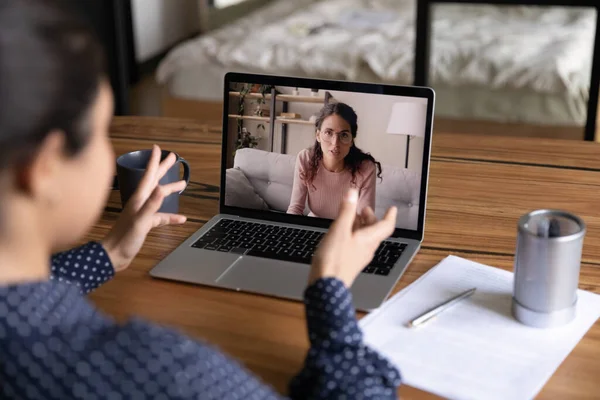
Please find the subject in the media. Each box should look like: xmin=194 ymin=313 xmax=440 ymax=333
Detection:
xmin=216 ymin=256 xmax=309 ymax=300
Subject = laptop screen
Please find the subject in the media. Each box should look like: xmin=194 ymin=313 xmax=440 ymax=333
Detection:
xmin=221 ymin=74 xmax=433 ymax=239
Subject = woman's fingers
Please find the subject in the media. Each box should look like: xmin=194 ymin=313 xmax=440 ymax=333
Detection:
xmin=352 ymin=207 xmax=377 ymax=231
xmin=331 ymin=189 xmax=359 ymax=233
xmin=155 ymin=152 xmax=177 ymax=185
xmin=135 ymin=185 xmax=165 ymax=222
xmin=126 ymin=147 xmax=179 ymax=212
xmin=129 ymin=145 xmax=161 ymax=209
xmin=136 ymin=180 xmax=187 ymax=220
xmin=352 ymin=216 xmax=361 ymax=231
xmin=160 ymin=180 xmax=187 ymax=196
xmin=356 ymin=206 xmax=397 ymax=244
xmin=137 ymin=145 xmax=161 ymax=189
xmin=360 ymin=207 xmax=377 ymax=226
xmin=152 ymin=213 xmax=187 ymax=228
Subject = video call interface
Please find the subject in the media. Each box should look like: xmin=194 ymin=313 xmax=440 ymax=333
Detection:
xmin=224 ymin=82 xmax=428 ymax=231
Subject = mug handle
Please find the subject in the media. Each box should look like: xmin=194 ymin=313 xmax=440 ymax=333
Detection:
xmin=178 ymin=157 xmax=191 ymax=194
xmin=112 ymin=175 xmax=119 ymax=190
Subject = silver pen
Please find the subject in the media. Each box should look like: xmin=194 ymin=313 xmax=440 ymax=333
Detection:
xmin=407 ymin=288 xmax=477 ymax=328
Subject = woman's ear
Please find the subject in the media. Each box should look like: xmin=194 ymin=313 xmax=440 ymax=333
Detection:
xmin=315 ymin=130 xmax=321 ymax=143
xmin=19 ymin=130 xmax=65 ymax=203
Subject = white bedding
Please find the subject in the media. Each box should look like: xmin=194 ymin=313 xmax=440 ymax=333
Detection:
xmin=156 ymin=0 xmax=595 ymax=125
xmin=168 ymin=64 xmax=587 ymax=126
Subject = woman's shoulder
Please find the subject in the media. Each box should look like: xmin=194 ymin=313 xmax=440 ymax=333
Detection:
xmin=296 ymin=147 xmax=313 ymax=164
xmin=358 ymin=158 xmax=377 ymax=174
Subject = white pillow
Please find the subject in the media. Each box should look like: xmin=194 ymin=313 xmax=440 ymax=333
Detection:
xmin=224 ymin=167 xmax=269 ymax=210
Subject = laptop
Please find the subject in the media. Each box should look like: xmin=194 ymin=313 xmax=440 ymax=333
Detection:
xmin=150 ymin=72 xmax=434 ymax=311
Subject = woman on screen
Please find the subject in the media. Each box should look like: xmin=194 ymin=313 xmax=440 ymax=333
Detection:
xmin=287 ymin=102 xmax=382 ymax=219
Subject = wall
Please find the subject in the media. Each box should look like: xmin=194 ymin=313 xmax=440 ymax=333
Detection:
xmin=131 ymin=0 xmax=200 ymax=62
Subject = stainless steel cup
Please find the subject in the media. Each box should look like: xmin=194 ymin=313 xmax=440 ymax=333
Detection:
xmin=512 ymin=209 xmax=586 ymax=328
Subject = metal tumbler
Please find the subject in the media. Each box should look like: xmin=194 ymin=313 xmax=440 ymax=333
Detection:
xmin=512 ymin=209 xmax=586 ymax=328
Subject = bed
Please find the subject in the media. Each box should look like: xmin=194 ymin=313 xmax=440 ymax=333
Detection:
xmin=156 ymin=0 xmax=597 ymax=138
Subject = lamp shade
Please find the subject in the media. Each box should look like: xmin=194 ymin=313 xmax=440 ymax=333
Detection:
xmin=386 ymin=102 xmax=427 ymax=138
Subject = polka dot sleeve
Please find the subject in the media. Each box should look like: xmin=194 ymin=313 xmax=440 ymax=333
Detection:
xmin=50 ymin=242 xmax=114 ymax=294
xmin=288 ymin=278 xmax=402 ymax=399
xmin=0 ymin=284 xmax=285 ymax=400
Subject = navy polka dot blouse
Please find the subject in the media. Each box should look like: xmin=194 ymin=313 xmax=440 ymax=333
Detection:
xmin=0 ymin=242 xmax=401 ymax=399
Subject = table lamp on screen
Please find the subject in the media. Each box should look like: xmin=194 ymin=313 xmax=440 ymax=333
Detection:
xmin=386 ymin=102 xmax=427 ymax=168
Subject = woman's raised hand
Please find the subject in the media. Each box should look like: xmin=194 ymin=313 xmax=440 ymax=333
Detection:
xmin=102 ymin=145 xmax=187 ymax=271
xmin=309 ymin=189 xmax=397 ymax=288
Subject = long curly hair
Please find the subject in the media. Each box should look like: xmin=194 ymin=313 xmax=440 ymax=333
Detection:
xmin=303 ymin=102 xmax=382 ymax=188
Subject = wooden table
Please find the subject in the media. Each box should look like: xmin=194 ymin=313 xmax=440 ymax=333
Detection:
xmin=89 ymin=116 xmax=600 ymax=399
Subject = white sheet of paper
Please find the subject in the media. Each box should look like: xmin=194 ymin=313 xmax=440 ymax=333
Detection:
xmin=359 ymin=255 xmax=600 ymax=400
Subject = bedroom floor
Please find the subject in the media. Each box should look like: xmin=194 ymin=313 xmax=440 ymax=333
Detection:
xmin=129 ymin=70 xmax=597 ymax=141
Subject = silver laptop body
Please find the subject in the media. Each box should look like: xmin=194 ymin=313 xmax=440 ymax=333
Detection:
xmin=150 ymin=73 xmax=435 ymax=311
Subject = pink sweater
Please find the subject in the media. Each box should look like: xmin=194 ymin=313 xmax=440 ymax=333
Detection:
xmin=287 ymin=148 xmax=377 ymax=219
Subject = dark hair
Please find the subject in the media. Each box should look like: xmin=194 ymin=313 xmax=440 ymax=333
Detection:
xmin=0 ymin=0 xmax=106 ymax=170
xmin=304 ymin=102 xmax=382 ymax=187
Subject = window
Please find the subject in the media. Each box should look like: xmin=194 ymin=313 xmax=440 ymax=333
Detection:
xmin=211 ymin=0 xmax=248 ymax=8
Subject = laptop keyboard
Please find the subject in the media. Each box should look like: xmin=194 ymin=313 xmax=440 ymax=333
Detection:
xmin=191 ymin=219 xmax=407 ymax=276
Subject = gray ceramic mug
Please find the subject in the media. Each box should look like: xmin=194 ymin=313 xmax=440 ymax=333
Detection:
xmin=114 ymin=149 xmax=191 ymax=213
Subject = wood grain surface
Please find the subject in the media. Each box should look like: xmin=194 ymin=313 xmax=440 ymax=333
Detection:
xmin=84 ymin=116 xmax=600 ymax=399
